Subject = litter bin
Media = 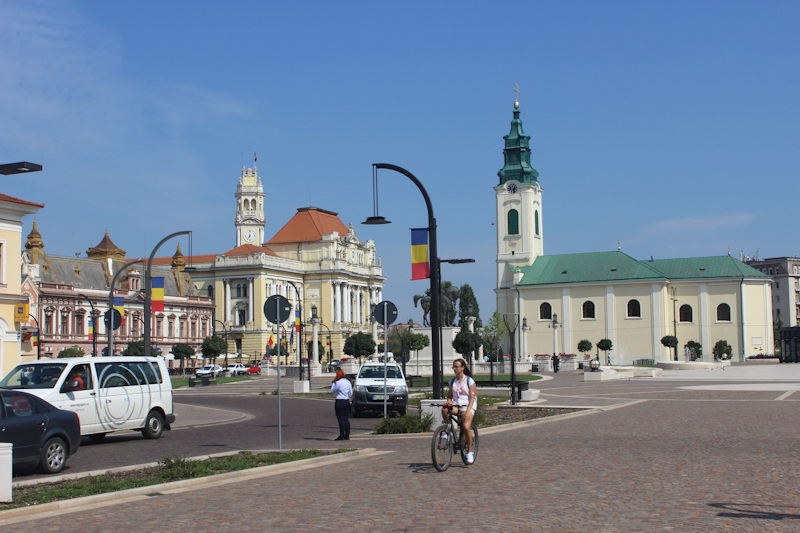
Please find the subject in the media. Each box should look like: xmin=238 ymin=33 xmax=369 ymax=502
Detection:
xmin=516 ymin=380 xmax=529 ymax=401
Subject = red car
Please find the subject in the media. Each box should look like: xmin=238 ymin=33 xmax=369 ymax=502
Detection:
xmin=246 ymin=364 xmax=261 ymax=375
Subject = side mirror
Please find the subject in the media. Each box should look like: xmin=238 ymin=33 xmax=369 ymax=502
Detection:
xmin=62 ymin=379 xmax=82 ymax=392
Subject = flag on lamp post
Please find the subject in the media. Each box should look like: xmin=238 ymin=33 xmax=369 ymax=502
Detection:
xmin=114 ymin=297 xmax=126 ymax=326
xmin=411 ymin=228 xmax=430 ymax=280
xmin=88 ymin=319 xmax=94 ymax=341
xmin=151 ymin=277 xmax=165 ymax=312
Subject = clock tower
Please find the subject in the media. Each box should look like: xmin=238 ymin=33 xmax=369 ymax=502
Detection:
xmin=235 ymin=166 xmax=266 ymax=246
xmin=495 ymin=95 xmax=543 ymax=288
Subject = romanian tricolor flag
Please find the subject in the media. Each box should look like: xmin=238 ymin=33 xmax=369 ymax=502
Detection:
xmin=151 ymin=277 xmax=165 ymax=312
xmin=114 ymin=297 xmax=126 ymax=326
xmin=294 ymin=310 xmax=300 ymax=333
xmin=88 ymin=319 xmax=94 ymax=341
xmin=31 ymin=331 xmax=38 ymax=347
xmin=411 ymin=228 xmax=430 ymax=280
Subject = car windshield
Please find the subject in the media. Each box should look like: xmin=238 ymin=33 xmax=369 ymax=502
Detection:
xmin=0 ymin=363 xmax=68 ymax=389
xmin=358 ymin=366 xmax=403 ymax=379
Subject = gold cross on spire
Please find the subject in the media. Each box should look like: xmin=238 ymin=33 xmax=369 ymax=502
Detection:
xmin=513 ymin=84 xmax=520 ymax=109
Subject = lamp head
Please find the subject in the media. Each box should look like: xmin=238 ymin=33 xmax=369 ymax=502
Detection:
xmin=362 ymin=216 xmax=391 ymax=225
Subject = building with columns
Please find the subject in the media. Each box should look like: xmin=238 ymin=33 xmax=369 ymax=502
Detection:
xmin=152 ymin=166 xmax=385 ymax=364
xmin=20 ymin=223 xmax=214 ymax=364
xmin=495 ymin=98 xmax=773 ymax=362
xmin=0 ymin=193 xmax=42 ymax=376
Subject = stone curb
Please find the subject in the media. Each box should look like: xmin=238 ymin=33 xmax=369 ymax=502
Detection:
xmin=0 ymin=448 xmax=380 ymax=524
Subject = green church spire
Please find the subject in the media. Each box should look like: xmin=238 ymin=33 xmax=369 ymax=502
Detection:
xmin=498 ymin=89 xmax=539 ymax=185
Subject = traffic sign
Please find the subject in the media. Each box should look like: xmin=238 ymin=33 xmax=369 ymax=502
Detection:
xmin=373 ymin=300 xmax=398 ymax=325
xmin=264 ymin=295 xmax=291 ymax=324
xmin=104 ymin=309 xmax=122 ymax=330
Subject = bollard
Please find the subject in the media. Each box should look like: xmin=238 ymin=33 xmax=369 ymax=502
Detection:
xmin=0 ymin=443 xmax=12 ymax=502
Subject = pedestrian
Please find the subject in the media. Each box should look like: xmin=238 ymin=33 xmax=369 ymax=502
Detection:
xmin=331 ymin=368 xmax=352 ymax=440
xmin=551 ymin=354 xmax=559 ymax=373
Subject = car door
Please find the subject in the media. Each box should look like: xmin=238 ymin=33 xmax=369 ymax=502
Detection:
xmin=0 ymin=392 xmax=48 ymax=463
xmin=50 ymin=363 xmax=102 ymax=436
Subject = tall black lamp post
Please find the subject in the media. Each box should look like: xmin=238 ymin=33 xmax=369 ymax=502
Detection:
xmin=76 ymin=292 xmax=97 ymax=356
xmin=364 ymin=164 xmax=443 ymax=399
xmin=286 ymin=281 xmax=308 ymax=381
xmin=28 ymin=314 xmax=41 ymax=360
xmin=144 ymin=231 xmax=191 ymax=356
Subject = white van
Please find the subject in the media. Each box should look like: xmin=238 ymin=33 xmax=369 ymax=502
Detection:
xmin=0 ymin=356 xmax=174 ymax=440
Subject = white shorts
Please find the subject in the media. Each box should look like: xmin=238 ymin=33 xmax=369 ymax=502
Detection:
xmin=453 ymin=402 xmax=476 ymax=414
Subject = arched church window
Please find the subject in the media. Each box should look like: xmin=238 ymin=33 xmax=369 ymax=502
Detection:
xmin=535 ymin=210 xmax=539 ymax=236
xmin=207 ymin=285 xmax=214 ymax=298
xmin=582 ymin=301 xmax=595 ymax=319
xmin=242 ymin=284 xmax=248 ymax=298
xmin=627 ymin=299 xmax=641 ymax=318
xmin=679 ymin=304 xmax=693 ymax=322
xmin=716 ymin=303 xmax=731 ymax=322
xmin=507 ymin=209 xmax=519 ymax=235
xmin=539 ymin=302 xmax=552 ymax=320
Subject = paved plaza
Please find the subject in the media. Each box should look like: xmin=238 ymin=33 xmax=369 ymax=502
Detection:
xmin=2 ymin=363 xmax=800 ymax=531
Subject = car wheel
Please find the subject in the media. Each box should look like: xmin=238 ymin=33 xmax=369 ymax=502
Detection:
xmin=40 ymin=436 xmax=68 ymax=474
xmin=397 ymin=407 xmax=407 ymax=416
xmin=351 ymin=406 xmax=361 ymax=418
xmin=142 ymin=410 xmax=164 ymax=439
xmin=88 ymin=433 xmax=106 ymax=443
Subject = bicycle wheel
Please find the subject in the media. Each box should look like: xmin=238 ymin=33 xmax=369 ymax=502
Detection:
xmin=460 ymin=424 xmax=479 ymax=465
xmin=431 ymin=424 xmax=453 ymax=472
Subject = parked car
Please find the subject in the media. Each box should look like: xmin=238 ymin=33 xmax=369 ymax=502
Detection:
xmin=0 ymin=389 xmax=81 ymax=473
xmin=246 ymin=364 xmax=261 ymax=375
xmin=0 ymin=357 xmax=175 ymax=441
xmin=226 ymin=363 xmax=249 ymax=375
xmin=195 ymin=364 xmax=223 ymax=378
xmin=351 ymin=361 xmax=408 ymax=417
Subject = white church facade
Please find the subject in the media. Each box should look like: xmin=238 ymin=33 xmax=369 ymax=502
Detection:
xmin=495 ymin=99 xmax=773 ymax=363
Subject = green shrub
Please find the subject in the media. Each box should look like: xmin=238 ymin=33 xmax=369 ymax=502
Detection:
xmin=374 ymin=413 xmax=435 ymax=434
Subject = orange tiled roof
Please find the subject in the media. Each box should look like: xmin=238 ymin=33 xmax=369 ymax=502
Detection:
xmin=223 ymin=244 xmax=278 ymax=257
xmin=0 ymin=193 xmax=44 ymax=208
xmin=267 ymin=207 xmax=349 ymax=244
xmin=127 ymin=254 xmax=219 ymax=266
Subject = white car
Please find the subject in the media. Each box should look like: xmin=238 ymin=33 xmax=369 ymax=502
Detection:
xmin=195 ymin=364 xmax=223 ymax=377
xmin=352 ymin=362 xmax=408 ymax=416
xmin=226 ymin=363 xmax=249 ymax=375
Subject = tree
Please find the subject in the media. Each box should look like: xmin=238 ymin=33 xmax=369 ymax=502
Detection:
xmin=122 ymin=340 xmax=159 ymax=356
xmin=406 ymin=333 xmax=430 ymax=356
xmin=58 ymin=345 xmax=85 ymax=358
xmin=577 ymin=339 xmax=593 ymax=356
xmin=482 ymin=311 xmax=511 ymax=362
xmin=713 ymin=340 xmax=732 ymax=360
xmin=457 ymin=283 xmax=481 ymax=329
xmin=201 ymin=335 xmax=227 ymax=364
xmin=343 ymin=332 xmax=376 ymax=361
xmin=269 ymin=344 xmax=290 ymax=359
xmin=661 ymin=335 xmax=679 ymax=360
xmin=685 ymin=340 xmax=702 ymax=360
xmin=172 ymin=343 xmax=194 ymax=374
xmin=597 ymin=338 xmax=613 ymax=362
xmin=452 ymin=330 xmax=482 ymax=359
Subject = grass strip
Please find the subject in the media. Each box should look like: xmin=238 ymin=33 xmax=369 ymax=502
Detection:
xmin=4 ymin=449 xmax=341 ymax=510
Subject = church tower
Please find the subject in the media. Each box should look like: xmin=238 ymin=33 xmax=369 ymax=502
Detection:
xmin=495 ymin=93 xmax=543 ymax=289
xmin=235 ymin=166 xmax=266 ymax=246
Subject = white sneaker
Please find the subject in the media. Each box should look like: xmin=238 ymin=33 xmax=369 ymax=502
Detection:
xmin=466 ymin=452 xmax=474 ymax=464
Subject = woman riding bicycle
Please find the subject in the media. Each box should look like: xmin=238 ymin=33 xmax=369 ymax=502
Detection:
xmin=441 ymin=357 xmax=477 ymax=464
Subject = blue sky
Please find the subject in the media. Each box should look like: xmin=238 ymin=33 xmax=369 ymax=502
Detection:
xmin=2 ymin=0 xmax=798 ymax=325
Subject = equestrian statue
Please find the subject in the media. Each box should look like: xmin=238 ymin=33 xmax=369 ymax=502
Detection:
xmin=413 ymin=285 xmax=460 ymax=327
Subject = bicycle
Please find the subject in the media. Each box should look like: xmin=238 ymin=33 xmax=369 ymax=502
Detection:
xmin=431 ymin=409 xmax=479 ymax=472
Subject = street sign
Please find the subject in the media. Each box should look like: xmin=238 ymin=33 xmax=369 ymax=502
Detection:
xmin=264 ymin=295 xmax=291 ymax=324
xmin=104 ymin=309 xmax=122 ymax=330
xmin=373 ymin=300 xmax=398 ymax=325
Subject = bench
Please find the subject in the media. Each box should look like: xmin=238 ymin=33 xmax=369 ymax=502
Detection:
xmin=632 ymin=359 xmax=655 ymax=366
xmin=188 ymin=376 xmax=217 ymax=387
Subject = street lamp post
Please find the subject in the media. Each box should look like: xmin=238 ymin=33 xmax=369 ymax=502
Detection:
xmin=320 ymin=322 xmax=332 ymax=367
xmin=108 ymin=259 xmax=144 ymax=357
xmin=364 ymin=163 xmax=443 ymax=399
xmin=145 ymin=231 xmax=191 ymax=356
xmin=503 ymin=314 xmax=520 ymax=406
xmin=76 ymin=293 xmax=97 ymax=356
xmin=28 ymin=314 xmax=41 ymax=360
xmin=310 ymin=304 xmax=320 ymax=367
xmin=286 ymin=281 xmax=308 ymax=381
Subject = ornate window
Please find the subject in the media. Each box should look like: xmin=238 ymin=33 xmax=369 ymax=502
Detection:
xmin=60 ymin=309 xmax=70 ymax=335
xmin=582 ymin=301 xmax=595 ymax=319
xmin=207 ymin=285 xmax=214 ymax=298
xmin=236 ymin=284 xmax=242 ymax=298
xmin=507 ymin=209 xmax=519 ymax=235
xmin=679 ymin=304 xmax=693 ymax=322
xmin=535 ymin=210 xmax=539 ymax=236
xmin=242 ymin=283 xmax=248 ymax=298
xmin=717 ymin=303 xmax=731 ymax=322
xmin=627 ymin=299 xmax=641 ymax=318
xmin=539 ymin=302 xmax=552 ymax=320
xmin=75 ymin=312 xmax=85 ymax=336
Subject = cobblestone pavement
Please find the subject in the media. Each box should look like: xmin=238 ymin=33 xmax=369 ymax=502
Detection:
xmin=4 ymin=366 xmax=800 ymax=531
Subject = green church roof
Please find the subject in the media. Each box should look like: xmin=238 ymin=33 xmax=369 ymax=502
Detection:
xmin=498 ymin=105 xmax=539 ymax=186
xmin=517 ymin=251 xmax=769 ymax=286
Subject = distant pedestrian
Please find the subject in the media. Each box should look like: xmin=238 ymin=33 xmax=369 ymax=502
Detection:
xmin=331 ymin=369 xmax=352 ymax=440
xmin=551 ymin=354 xmax=559 ymax=373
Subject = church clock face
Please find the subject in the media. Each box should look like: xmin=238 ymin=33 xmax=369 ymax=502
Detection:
xmin=506 ymin=183 xmax=518 ymax=194
xmin=243 ymin=230 xmax=256 ymax=243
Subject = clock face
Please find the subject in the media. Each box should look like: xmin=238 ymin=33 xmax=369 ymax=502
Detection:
xmin=243 ymin=230 xmax=256 ymax=243
xmin=506 ymin=183 xmax=518 ymax=194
